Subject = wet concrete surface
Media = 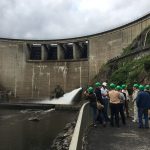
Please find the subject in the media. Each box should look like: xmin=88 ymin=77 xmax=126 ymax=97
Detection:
xmin=85 ymin=118 xmax=150 ymax=150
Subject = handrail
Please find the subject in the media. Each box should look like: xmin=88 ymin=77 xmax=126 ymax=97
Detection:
xmin=107 ymin=46 xmax=150 ymax=64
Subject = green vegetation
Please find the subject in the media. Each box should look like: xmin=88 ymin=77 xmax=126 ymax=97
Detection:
xmin=109 ymin=55 xmax=150 ymax=85
xmin=122 ymin=44 xmax=132 ymax=55
xmin=92 ymin=55 xmax=150 ymax=93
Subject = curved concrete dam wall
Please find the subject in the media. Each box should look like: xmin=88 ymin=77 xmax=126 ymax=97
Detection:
xmin=0 ymin=13 xmax=150 ymax=100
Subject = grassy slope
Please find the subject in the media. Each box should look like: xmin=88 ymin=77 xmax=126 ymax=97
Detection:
xmin=110 ymin=55 xmax=150 ymax=85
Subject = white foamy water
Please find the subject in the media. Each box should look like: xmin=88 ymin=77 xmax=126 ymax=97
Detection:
xmin=37 ymin=88 xmax=82 ymax=105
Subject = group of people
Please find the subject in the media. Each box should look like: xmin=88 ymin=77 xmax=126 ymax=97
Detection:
xmin=84 ymin=82 xmax=150 ymax=128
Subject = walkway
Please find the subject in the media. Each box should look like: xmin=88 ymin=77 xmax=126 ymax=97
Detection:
xmin=85 ymin=119 xmax=150 ymax=150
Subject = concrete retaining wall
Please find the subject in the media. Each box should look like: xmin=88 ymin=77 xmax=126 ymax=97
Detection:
xmin=69 ymin=102 xmax=92 ymax=150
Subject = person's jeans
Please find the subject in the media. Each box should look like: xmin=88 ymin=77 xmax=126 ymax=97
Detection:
xmin=110 ymin=103 xmax=120 ymax=127
xmin=102 ymin=98 xmax=110 ymax=121
xmin=138 ymin=108 xmax=149 ymax=128
xmin=124 ymin=100 xmax=129 ymax=117
xmin=90 ymin=105 xmax=97 ymax=125
xmin=97 ymin=110 xmax=106 ymax=124
xmin=119 ymin=103 xmax=126 ymax=124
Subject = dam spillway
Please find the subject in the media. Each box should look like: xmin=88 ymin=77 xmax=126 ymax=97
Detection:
xmin=0 ymin=88 xmax=82 ymax=110
xmin=37 ymin=87 xmax=82 ymax=104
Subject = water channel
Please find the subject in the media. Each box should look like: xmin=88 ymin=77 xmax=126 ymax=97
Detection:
xmin=0 ymin=88 xmax=81 ymax=150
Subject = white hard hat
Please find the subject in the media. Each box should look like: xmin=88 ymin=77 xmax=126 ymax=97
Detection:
xmin=102 ymin=82 xmax=107 ymax=86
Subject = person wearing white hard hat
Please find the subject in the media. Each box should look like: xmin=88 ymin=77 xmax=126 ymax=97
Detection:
xmin=102 ymin=82 xmax=107 ymax=86
xmin=101 ymin=82 xmax=110 ymax=122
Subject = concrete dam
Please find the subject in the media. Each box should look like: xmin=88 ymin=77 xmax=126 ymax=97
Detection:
xmin=0 ymin=13 xmax=150 ymax=100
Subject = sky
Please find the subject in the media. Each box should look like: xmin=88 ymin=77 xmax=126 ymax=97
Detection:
xmin=0 ymin=0 xmax=150 ymax=40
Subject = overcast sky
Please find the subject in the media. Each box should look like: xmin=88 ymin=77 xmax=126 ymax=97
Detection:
xmin=0 ymin=0 xmax=150 ymax=40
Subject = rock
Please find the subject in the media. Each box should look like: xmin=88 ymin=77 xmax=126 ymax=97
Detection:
xmin=28 ymin=116 xmax=40 ymax=121
xmin=64 ymin=123 xmax=72 ymax=130
xmin=51 ymin=121 xmax=76 ymax=150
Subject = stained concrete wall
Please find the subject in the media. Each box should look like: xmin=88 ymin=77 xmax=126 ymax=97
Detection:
xmin=0 ymin=13 xmax=149 ymax=100
xmin=0 ymin=42 xmax=88 ymax=99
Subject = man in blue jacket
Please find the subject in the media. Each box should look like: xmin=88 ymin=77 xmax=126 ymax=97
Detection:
xmin=136 ymin=85 xmax=150 ymax=128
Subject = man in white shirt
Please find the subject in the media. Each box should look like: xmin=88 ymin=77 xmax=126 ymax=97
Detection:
xmin=101 ymin=82 xmax=110 ymax=122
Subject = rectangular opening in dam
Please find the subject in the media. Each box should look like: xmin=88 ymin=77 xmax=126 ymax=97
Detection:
xmin=78 ymin=41 xmax=88 ymax=59
xmin=64 ymin=45 xmax=73 ymax=59
xmin=80 ymin=42 xmax=88 ymax=58
xmin=47 ymin=45 xmax=57 ymax=60
xmin=30 ymin=44 xmax=41 ymax=60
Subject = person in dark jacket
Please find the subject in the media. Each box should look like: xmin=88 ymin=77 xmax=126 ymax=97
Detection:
xmin=145 ymin=85 xmax=150 ymax=95
xmin=144 ymin=85 xmax=150 ymax=120
xmin=84 ymin=86 xmax=97 ymax=127
xmin=136 ymin=85 xmax=150 ymax=128
xmin=94 ymin=82 xmax=106 ymax=126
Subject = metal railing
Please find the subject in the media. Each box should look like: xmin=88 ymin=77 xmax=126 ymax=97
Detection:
xmin=107 ymin=46 xmax=150 ymax=64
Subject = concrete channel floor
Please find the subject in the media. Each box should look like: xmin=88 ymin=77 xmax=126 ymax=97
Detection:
xmin=85 ymin=118 xmax=150 ymax=150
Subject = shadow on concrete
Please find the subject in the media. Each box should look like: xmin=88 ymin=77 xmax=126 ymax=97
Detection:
xmin=85 ymin=118 xmax=150 ymax=150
